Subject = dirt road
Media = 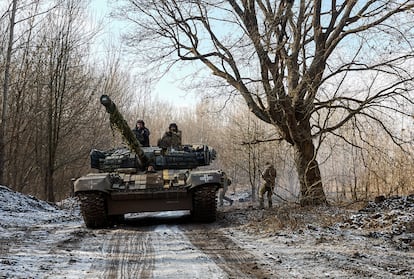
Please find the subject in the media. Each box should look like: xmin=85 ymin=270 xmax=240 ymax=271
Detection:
xmin=54 ymin=212 xmax=274 ymax=279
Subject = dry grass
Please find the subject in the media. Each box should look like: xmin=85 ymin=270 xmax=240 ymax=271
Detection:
xmin=218 ymin=200 xmax=361 ymax=235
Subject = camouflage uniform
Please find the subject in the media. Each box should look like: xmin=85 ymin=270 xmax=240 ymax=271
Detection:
xmin=219 ymin=172 xmax=233 ymax=206
xmin=158 ymin=123 xmax=182 ymax=149
xmin=259 ymin=162 xmax=277 ymax=209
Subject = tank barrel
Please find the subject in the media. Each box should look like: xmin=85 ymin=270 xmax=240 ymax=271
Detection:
xmin=100 ymin=95 xmax=149 ymax=167
xmin=100 ymin=95 xmax=116 ymax=113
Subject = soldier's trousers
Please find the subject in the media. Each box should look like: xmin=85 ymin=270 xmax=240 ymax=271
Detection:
xmin=259 ymin=184 xmax=273 ymax=208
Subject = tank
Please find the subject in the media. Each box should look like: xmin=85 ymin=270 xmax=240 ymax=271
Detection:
xmin=73 ymin=94 xmax=223 ymax=228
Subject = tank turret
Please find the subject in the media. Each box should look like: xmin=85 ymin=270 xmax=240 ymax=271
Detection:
xmin=91 ymin=95 xmax=215 ymax=172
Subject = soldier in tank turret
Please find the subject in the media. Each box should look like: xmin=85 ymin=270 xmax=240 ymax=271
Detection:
xmin=132 ymin=119 xmax=150 ymax=147
xmin=158 ymin=123 xmax=182 ymax=149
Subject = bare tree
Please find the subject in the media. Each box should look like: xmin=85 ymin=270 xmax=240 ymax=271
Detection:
xmin=0 ymin=0 xmax=103 ymax=200
xmin=0 ymin=0 xmax=17 ymax=184
xmin=0 ymin=1 xmax=144 ymax=200
xmin=40 ymin=0 xmax=101 ymax=202
xmin=117 ymin=0 xmax=414 ymax=205
xmin=4 ymin=0 xmax=42 ymax=193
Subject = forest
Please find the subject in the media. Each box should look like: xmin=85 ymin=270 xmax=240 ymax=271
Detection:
xmin=1 ymin=0 xmax=413 ymax=204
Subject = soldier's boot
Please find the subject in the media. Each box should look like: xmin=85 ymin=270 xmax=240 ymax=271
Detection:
xmin=268 ymin=200 xmax=273 ymax=208
xmin=259 ymin=198 xmax=264 ymax=209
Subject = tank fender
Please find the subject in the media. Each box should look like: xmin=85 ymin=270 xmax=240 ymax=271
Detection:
xmin=73 ymin=173 xmax=111 ymax=194
xmin=187 ymin=170 xmax=222 ymax=190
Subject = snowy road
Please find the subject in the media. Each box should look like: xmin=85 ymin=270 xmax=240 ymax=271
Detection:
xmin=51 ymin=211 xmax=272 ymax=279
xmin=0 ymin=194 xmax=272 ymax=279
xmin=1 ymin=186 xmax=413 ymax=279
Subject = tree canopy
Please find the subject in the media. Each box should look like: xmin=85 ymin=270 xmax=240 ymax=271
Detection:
xmin=117 ymin=0 xmax=414 ymax=205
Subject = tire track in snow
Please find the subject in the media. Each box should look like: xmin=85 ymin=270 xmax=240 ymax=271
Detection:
xmin=183 ymin=225 xmax=273 ymax=278
xmin=89 ymin=228 xmax=154 ymax=278
xmin=88 ymin=212 xmax=271 ymax=278
xmin=89 ymin=224 xmax=227 ymax=278
xmin=150 ymin=224 xmax=227 ymax=279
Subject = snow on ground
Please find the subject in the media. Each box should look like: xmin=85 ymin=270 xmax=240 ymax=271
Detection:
xmin=0 ymin=185 xmax=84 ymax=278
xmin=1 ymin=184 xmax=413 ymax=278
xmin=0 ymin=185 xmax=80 ymax=227
xmin=221 ymin=192 xmax=414 ymax=278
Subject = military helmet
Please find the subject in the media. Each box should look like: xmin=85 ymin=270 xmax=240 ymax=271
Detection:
xmin=169 ymin=123 xmax=178 ymax=130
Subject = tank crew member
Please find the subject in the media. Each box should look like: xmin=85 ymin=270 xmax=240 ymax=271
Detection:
xmin=132 ymin=119 xmax=150 ymax=147
xmin=219 ymin=171 xmax=233 ymax=206
xmin=259 ymin=162 xmax=277 ymax=209
xmin=158 ymin=123 xmax=182 ymax=149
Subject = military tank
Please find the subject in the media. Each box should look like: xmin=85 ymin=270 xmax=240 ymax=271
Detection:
xmin=73 ymin=95 xmax=223 ymax=228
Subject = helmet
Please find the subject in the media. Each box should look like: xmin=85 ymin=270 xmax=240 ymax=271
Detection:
xmin=169 ymin=123 xmax=178 ymax=130
xmin=137 ymin=120 xmax=145 ymax=126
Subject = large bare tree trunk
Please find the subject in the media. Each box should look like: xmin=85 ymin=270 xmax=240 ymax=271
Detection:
xmin=290 ymin=116 xmax=327 ymax=206
xmin=294 ymin=140 xmax=326 ymax=206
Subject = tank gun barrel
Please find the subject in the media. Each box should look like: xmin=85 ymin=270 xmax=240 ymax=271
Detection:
xmin=100 ymin=94 xmax=149 ymax=167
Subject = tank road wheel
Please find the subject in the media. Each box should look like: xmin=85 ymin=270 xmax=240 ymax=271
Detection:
xmin=191 ymin=185 xmax=217 ymax=222
xmin=77 ymin=191 xmax=109 ymax=229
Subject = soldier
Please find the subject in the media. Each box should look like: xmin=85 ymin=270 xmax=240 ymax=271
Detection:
xmin=158 ymin=123 xmax=182 ymax=149
xmin=259 ymin=162 xmax=277 ymax=209
xmin=219 ymin=171 xmax=234 ymax=206
xmin=132 ymin=120 xmax=150 ymax=147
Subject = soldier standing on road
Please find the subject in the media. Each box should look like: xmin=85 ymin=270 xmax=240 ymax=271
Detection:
xmin=132 ymin=120 xmax=150 ymax=147
xmin=219 ymin=171 xmax=234 ymax=206
xmin=158 ymin=123 xmax=182 ymax=149
xmin=259 ymin=162 xmax=277 ymax=209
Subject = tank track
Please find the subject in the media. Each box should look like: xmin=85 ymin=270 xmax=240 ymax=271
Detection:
xmin=77 ymin=191 xmax=109 ymax=229
xmin=191 ymin=185 xmax=217 ymax=222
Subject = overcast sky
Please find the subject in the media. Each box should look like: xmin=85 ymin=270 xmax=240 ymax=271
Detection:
xmin=89 ymin=0 xmax=198 ymax=107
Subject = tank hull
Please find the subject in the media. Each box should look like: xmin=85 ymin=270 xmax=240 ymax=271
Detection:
xmin=107 ymin=190 xmax=192 ymax=214
xmin=74 ymin=169 xmax=222 ymax=228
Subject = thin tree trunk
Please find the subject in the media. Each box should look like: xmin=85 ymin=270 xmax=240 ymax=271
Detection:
xmin=46 ymin=88 xmax=54 ymax=202
xmin=0 ymin=0 xmax=18 ymax=184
